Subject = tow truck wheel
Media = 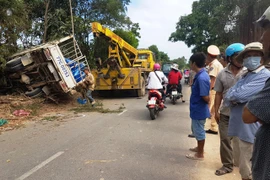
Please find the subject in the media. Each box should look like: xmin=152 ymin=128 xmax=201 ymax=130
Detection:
xmin=137 ymin=78 xmax=145 ymax=97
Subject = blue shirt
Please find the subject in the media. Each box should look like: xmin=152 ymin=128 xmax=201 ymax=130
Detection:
xmin=190 ymin=69 xmax=210 ymax=120
xmin=224 ymin=66 xmax=270 ymax=143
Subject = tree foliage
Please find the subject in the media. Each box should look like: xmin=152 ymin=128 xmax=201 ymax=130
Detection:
xmin=169 ymin=0 xmax=269 ymax=53
xmin=148 ymin=45 xmax=160 ymax=60
xmin=114 ymin=29 xmax=139 ymax=48
xmin=0 ymin=0 xmax=139 ymax=68
xmin=171 ymin=57 xmax=189 ymax=70
xmin=0 ymin=0 xmax=30 ymax=72
xmin=148 ymin=45 xmax=170 ymax=63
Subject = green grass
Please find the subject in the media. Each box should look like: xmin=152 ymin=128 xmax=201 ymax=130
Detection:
xmin=42 ymin=116 xmax=58 ymax=121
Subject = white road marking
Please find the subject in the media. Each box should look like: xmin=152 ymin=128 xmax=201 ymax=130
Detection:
xmin=118 ymin=109 xmax=127 ymax=116
xmin=16 ymin=151 xmax=64 ymax=180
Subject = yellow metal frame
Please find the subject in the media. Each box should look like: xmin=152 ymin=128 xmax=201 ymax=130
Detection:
xmin=91 ymin=22 xmax=155 ymax=91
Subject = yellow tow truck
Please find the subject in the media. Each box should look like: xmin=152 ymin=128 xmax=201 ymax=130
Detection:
xmin=91 ymin=22 xmax=156 ymax=96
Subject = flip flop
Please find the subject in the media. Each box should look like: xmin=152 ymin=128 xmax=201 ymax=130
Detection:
xmin=185 ymin=154 xmax=204 ymax=161
xmin=215 ymin=167 xmax=232 ymax=176
xmin=189 ymin=147 xmax=198 ymax=152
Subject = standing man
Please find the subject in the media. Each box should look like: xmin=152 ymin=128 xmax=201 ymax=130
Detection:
xmin=80 ymin=67 xmax=96 ymax=106
xmin=205 ymin=45 xmax=224 ymax=135
xmin=242 ymin=8 xmax=270 ymax=180
xmin=214 ymin=43 xmax=245 ymax=176
xmin=224 ymin=42 xmax=270 ymax=180
xmin=186 ymin=52 xmax=210 ymax=161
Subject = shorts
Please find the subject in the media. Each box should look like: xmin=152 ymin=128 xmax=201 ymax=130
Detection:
xmin=191 ymin=119 xmax=206 ymax=141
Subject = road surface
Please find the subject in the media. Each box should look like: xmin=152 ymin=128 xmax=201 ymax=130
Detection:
xmin=0 ymin=85 xmax=241 ymax=180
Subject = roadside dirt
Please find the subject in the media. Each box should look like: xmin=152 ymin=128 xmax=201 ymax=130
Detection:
xmin=0 ymin=94 xmax=77 ymax=133
xmin=0 ymin=92 xmax=125 ymax=134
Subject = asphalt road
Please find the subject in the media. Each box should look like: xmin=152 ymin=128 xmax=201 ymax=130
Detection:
xmin=0 ymin=84 xmax=241 ymax=180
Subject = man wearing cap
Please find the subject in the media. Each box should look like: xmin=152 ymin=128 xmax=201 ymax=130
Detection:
xmin=80 ymin=67 xmax=96 ymax=106
xmin=205 ymin=45 xmax=224 ymax=135
xmin=224 ymin=42 xmax=270 ymax=180
xmin=242 ymin=7 xmax=270 ymax=180
xmin=167 ymin=64 xmax=185 ymax=102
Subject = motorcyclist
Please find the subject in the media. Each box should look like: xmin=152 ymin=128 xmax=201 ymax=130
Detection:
xmin=146 ymin=63 xmax=168 ymax=102
xmin=184 ymin=69 xmax=190 ymax=84
xmin=167 ymin=63 xmax=185 ymax=102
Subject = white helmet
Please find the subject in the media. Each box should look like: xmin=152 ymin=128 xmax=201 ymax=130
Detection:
xmin=171 ymin=63 xmax=179 ymax=70
xmin=207 ymin=45 xmax=220 ymax=56
xmin=256 ymin=6 xmax=270 ymax=28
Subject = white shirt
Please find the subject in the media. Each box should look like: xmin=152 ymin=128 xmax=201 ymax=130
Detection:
xmin=146 ymin=71 xmax=168 ymax=89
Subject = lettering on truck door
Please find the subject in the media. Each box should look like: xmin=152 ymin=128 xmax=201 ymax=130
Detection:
xmin=49 ymin=46 xmax=76 ymax=89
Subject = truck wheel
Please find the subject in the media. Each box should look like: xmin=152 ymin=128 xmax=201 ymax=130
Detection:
xmin=137 ymin=78 xmax=146 ymax=97
xmin=8 ymin=63 xmax=24 ymax=72
xmin=6 ymin=57 xmax=22 ymax=67
xmin=25 ymin=88 xmax=43 ymax=97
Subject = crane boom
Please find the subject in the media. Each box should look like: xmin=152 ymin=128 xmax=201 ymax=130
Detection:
xmin=91 ymin=22 xmax=138 ymax=67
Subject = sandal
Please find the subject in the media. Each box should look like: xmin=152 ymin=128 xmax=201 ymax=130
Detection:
xmin=189 ymin=147 xmax=198 ymax=152
xmin=215 ymin=167 xmax=232 ymax=176
xmin=186 ymin=153 xmax=204 ymax=161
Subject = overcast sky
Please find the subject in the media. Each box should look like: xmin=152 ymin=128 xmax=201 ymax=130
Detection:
xmin=126 ymin=0 xmax=196 ymax=60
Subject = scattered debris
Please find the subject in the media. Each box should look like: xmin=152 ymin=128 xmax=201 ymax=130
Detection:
xmin=77 ymin=98 xmax=87 ymax=104
xmin=13 ymin=109 xmax=30 ymax=116
xmin=0 ymin=119 xmax=8 ymax=126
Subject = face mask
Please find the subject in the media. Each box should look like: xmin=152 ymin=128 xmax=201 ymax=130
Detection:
xmin=243 ymin=56 xmax=261 ymax=70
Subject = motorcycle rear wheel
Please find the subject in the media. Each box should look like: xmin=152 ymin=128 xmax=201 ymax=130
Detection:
xmin=172 ymin=96 xmax=176 ymax=105
xmin=149 ymin=108 xmax=157 ymax=120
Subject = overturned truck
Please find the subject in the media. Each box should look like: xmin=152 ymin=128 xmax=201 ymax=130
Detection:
xmin=1 ymin=36 xmax=89 ymax=101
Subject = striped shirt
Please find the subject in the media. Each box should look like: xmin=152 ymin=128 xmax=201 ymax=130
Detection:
xmin=224 ymin=66 xmax=270 ymax=143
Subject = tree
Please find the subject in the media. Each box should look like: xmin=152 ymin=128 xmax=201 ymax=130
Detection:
xmin=171 ymin=56 xmax=188 ymax=70
xmin=0 ymin=0 xmax=30 ymax=71
xmin=159 ymin=51 xmax=170 ymax=63
xmin=113 ymin=22 xmax=141 ymax=48
xmin=169 ymin=0 xmax=235 ymax=53
xmin=148 ymin=45 xmax=160 ymax=61
xmin=169 ymin=0 xmax=269 ymax=53
xmin=148 ymin=45 xmax=171 ymax=63
xmin=20 ymin=0 xmax=135 ymax=66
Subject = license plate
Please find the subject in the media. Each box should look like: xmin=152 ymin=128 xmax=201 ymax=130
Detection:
xmin=172 ymin=91 xmax=177 ymax=95
xmin=148 ymin=100 xmax=156 ymax=105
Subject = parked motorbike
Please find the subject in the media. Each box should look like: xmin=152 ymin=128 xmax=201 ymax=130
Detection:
xmin=169 ymin=84 xmax=180 ymax=105
xmin=146 ymin=89 xmax=165 ymax=120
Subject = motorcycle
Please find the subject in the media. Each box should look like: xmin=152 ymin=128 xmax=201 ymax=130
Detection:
xmin=184 ymin=75 xmax=189 ymax=85
xmin=146 ymin=89 xmax=165 ymax=120
xmin=169 ymin=84 xmax=180 ymax=105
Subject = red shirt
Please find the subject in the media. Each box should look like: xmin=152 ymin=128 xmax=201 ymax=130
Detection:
xmin=168 ymin=70 xmax=182 ymax=84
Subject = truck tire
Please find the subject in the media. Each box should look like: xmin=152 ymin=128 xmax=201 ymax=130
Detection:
xmin=6 ymin=57 xmax=22 ymax=67
xmin=25 ymin=88 xmax=43 ymax=97
xmin=8 ymin=63 xmax=24 ymax=72
xmin=137 ymin=78 xmax=146 ymax=97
